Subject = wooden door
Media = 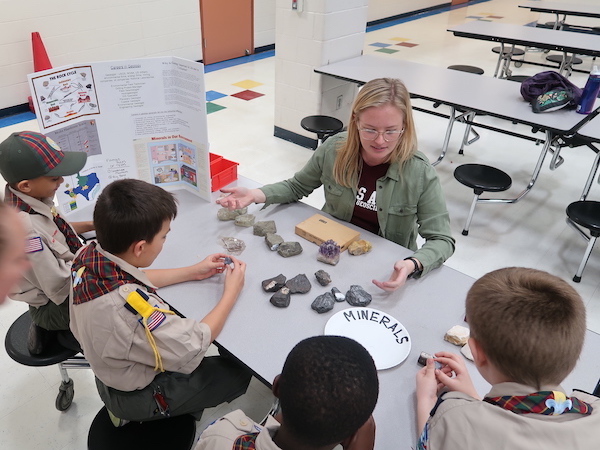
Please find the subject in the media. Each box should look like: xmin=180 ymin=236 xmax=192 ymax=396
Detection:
xmin=200 ymin=0 xmax=254 ymax=65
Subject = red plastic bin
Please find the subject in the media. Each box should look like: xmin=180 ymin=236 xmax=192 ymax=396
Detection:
xmin=209 ymin=153 xmax=239 ymax=192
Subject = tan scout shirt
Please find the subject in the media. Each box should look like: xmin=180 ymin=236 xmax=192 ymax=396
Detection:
xmin=423 ymin=382 xmax=600 ymax=449
xmin=69 ymin=245 xmax=211 ymax=392
xmin=9 ymin=187 xmax=75 ymax=307
xmin=196 ymin=409 xmax=281 ymax=450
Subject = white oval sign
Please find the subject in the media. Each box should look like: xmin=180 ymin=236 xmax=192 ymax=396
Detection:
xmin=324 ymin=307 xmax=411 ymax=370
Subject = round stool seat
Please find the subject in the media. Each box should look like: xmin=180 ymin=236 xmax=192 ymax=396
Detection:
xmin=5 ymin=312 xmax=77 ymax=367
xmin=507 ymin=75 xmax=530 ymax=83
xmin=567 ymin=201 xmax=600 ymax=237
xmin=546 ymin=54 xmax=583 ymax=65
xmin=454 ymin=164 xmax=512 ymax=193
xmin=301 ymin=115 xmax=343 ymax=136
xmin=88 ymin=407 xmax=196 ymax=450
xmin=491 ymin=46 xmax=525 ymax=56
xmin=447 ymin=65 xmax=484 ymax=75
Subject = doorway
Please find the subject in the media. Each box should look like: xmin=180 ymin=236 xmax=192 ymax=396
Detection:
xmin=200 ymin=0 xmax=254 ymax=65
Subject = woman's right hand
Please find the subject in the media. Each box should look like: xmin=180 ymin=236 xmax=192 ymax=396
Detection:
xmin=216 ymin=187 xmax=265 ymax=210
xmin=223 ymin=256 xmax=246 ymax=300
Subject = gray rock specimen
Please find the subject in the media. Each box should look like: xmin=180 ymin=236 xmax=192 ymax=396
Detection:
xmin=253 ymin=220 xmax=277 ymax=236
xmin=346 ymin=285 xmax=372 ymax=307
xmin=331 ymin=287 xmax=345 ymax=302
xmin=315 ymin=269 xmax=332 ymax=286
xmin=311 ymin=292 xmax=335 ymax=313
xmin=285 ymin=274 xmax=311 ymax=294
xmin=265 ymin=233 xmax=284 ymax=251
xmin=262 ymin=274 xmax=287 ymax=292
xmin=217 ymin=207 xmax=247 ymax=221
xmin=223 ymin=257 xmax=233 ymax=265
xmin=317 ymin=239 xmax=340 ymax=265
xmin=270 ymin=287 xmax=291 ymax=308
xmin=277 ymin=241 xmax=303 ymax=257
xmin=234 ymin=214 xmax=256 ymax=227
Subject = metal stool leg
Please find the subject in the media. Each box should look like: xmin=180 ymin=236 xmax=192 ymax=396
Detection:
xmin=573 ymin=235 xmax=598 ymax=282
xmin=458 ymin=111 xmax=479 ymax=155
xmin=463 ymin=192 xmax=481 ymax=236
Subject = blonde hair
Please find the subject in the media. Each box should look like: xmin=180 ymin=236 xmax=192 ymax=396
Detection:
xmin=333 ymin=78 xmax=417 ymax=187
xmin=466 ymin=267 xmax=586 ymax=388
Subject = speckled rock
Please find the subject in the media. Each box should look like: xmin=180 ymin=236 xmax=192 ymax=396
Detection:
xmin=346 ymin=285 xmax=372 ymax=307
xmin=277 ymin=242 xmax=303 ymax=257
xmin=270 ymin=287 xmax=291 ymax=308
xmin=262 ymin=274 xmax=287 ymax=292
xmin=315 ymin=270 xmax=332 ymax=286
xmin=348 ymin=239 xmax=373 ymax=256
xmin=234 ymin=214 xmax=255 ymax=227
xmin=265 ymin=233 xmax=284 ymax=251
xmin=311 ymin=292 xmax=335 ymax=313
xmin=285 ymin=274 xmax=311 ymax=294
xmin=217 ymin=207 xmax=248 ymax=221
xmin=253 ymin=221 xmax=277 ymax=236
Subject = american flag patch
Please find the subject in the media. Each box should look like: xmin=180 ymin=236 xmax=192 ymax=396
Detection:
xmin=25 ymin=237 xmax=43 ymax=253
xmin=141 ymin=310 xmax=166 ymax=331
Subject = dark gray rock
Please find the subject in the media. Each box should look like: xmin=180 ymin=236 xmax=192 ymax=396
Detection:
xmin=234 ymin=214 xmax=256 ymax=227
xmin=315 ymin=270 xmax=332 ymax=286
xmin=262 ymin=274 xmax=287 ymax=292
xmin=265 ymin=233 xmax=284 ymax=251
xmin=277 ymin=241 xmax=303 ymax=257
xmin=331 ymin=287 xmax=345 ymax=302
xmin=346 ymin=285 xmax=372 ymax=307
xmin=270 ymin=287 xmax=291 ymax=308
xmin=285 ymin=274 xmax=311 ymax=294
xmin=253 ymin=220 xmax=277 ymax=236
xmin=217 ymin=207 xmax=247 ymax=221
xmin=311 ymin=292 xmax=335 ymax=313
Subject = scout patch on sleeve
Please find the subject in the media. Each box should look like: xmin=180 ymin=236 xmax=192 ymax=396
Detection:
xmin=140 ymin=309 xmax=166 ymax=331
xmin=25 ymin=237 xmax=43 ymax=253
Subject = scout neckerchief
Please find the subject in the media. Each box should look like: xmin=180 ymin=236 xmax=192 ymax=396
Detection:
xmin=232 ymin=433 xmax=259 ymax=449
xmin=484 ymin=390 xmax=593 ymax=415
xmin=72 ymin=241 xmax=156 ymax=305
xmin=5 ymin=184 xmax=82 ymax=254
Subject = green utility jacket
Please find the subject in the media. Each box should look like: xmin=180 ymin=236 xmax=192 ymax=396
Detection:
xmin=260 ymin=133 xmax=455 ymax=277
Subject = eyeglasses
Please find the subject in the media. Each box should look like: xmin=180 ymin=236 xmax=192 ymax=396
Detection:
xmin=358 ymin=128 xmax=405 ymax=142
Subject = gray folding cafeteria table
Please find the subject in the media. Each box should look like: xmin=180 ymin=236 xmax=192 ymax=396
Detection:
xmin=519 ymin=1 xmax=600 ymax=30
xmin=448 ymin=21 xmax=600 ymax=77
xmin=155 ymin=181 xmax=600 ymax=449
xmin=315 ymin=54 xmax=593 ymax=203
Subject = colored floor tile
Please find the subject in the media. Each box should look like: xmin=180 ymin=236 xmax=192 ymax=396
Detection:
xmin=466 ymin=15 xmax=483 ymax=19
xmin=487 ymin=15 xmax=504 ymax=19
xmin=478 ymin=19 xmax=492 ymax=21
xmin=206 ymin=90 xmax=228 ymax=101
xmin=396 ymin=42 xmax=419 ymax=48
xmin=375 ymin=48 xmax=399 ymax=54
xmin=390 ymin=37 xmax=411 ymax=42
xmin=369 ymin=42 xmax=392 ymax=48
xmin=232 ymin=79 xmax=264 ymax=89
xmin=206 ymin=102 xmax=227 ymax=114
xmin=231 ymin=90 xmax=265 ymax=101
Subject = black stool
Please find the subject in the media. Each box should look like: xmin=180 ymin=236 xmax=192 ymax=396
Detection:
xmin=4 ymin=311 xmax=90 ymax=411
xmin=546 ymin=54 xmax=583 ymax=77
xmin=447 ymin=65 xmax=485 ymax=156
xmin=506 ymin=75 xmax=530 ymax=83
xmin=566 ymin=200 xmax=600 ymax=282
xmin=88 ymin=406 xmax=196 ymax=450
xmin=301 ymin=115 xmax=343 ymax=148
xmin=454 ymin=164 xmax=512 ymax=236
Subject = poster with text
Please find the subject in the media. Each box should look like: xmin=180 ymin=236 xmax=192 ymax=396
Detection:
xmin=28 ymin=57 xmax=211 ymax=217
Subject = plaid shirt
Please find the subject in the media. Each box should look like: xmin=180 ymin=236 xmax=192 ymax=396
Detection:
xmin=4 ymin=184 xmax=82 ymax=254
xmin=72 ymin=241 xmax=156 ymax=305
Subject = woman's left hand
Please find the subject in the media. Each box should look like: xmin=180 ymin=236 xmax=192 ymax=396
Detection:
xmin=372 ymin=259 xmax=416 ymax=292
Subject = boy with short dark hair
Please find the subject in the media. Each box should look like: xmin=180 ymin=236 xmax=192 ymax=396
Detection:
xmin=69 ymin=178 xmax=251 ymax=426
xmin=416 ymin=267 xmax=600 ymax=449
xmin=196 ymin=335 xmax=379 ymax=450
xmin=0 ymin=131 xmax=93 ymax=354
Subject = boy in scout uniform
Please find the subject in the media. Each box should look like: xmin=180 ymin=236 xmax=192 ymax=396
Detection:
xmin=0 ymin=131 xmax=93 ymax=354
xmin=69 ymin=178 xmax=251 ymax=426
xmin=416 ymin=267 xmax=600 ymax=449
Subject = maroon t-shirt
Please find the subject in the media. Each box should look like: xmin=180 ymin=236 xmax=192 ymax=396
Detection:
xmin=351 ymin=162 xmax=390 ymax=234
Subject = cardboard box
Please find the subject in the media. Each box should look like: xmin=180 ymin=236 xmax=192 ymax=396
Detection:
xmin=295 ymin=214 xmax=360 ymax=252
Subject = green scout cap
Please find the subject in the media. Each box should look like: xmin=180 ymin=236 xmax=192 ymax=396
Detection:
xmin=0 ymin=131 xmax=87 ymax=184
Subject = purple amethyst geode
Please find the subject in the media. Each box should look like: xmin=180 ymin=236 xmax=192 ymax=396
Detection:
xmin=317 ymin=239 xmax=340 ymax=265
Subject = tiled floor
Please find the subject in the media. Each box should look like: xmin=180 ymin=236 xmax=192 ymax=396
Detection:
xmin=2 ymin=0 xmax=600 ymax=447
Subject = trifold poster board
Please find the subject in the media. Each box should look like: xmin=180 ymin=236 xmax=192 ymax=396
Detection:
xmin=27 ymin=57 xmax=211 ymax=217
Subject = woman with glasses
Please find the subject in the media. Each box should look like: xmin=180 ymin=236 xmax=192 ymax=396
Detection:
xmin=217 ymin=78 xmax=454 ymax=291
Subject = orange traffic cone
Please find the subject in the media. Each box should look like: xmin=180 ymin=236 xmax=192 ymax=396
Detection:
xmin=29 ymin=32 xmax=53 ymax=113
xmin=31 ymin=32 xmax=52 ymax=72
